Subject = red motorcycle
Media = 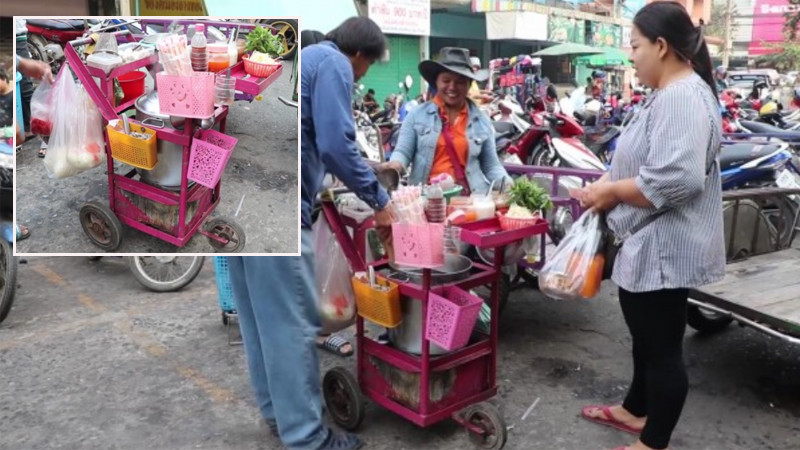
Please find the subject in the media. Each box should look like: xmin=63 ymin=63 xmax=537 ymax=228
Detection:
xmin=506 ymin=108 xmax=607 ymax=170
xmin=25 ymin=19 xmax=92 ymax=63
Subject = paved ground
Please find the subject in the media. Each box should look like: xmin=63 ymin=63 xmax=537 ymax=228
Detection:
xmin=1 ymin=256 xmax=798 ymax=450
xmin=15 ymin=61 xmax=298 ymax=254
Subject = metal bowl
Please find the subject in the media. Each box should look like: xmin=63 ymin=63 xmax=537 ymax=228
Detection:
xmin=386 ymin=254 xmax=473 ymax=285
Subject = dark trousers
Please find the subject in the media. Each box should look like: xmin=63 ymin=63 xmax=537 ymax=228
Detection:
xmin=16 ymin=35 xmax=34 ymax=132
xmin=619 ymin=287 xmax=689 ymax=450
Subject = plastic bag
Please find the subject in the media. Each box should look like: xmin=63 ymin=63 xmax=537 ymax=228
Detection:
xmin=44 ymin=66 xmax=106 ymax=179
xmin=30 ymin=77 xmax=53 ymax=136
xmin=539 ymin=211 xmax=605 ymax=300
xmin=313 ymin=213 xmax=357 ymax=334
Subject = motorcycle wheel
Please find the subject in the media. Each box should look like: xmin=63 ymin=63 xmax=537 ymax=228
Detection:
xmin=0 ymin=240 xmax=18 ymax=324
xmin=687 ymin=304 xmax=732 ymax=334
xmin=528 ymin=142 xmax=560 ymax=167
xmin=258 ymin=19 xmax=298 ymax=59
xmin=128 ymin=256 xmax=205 ymax=292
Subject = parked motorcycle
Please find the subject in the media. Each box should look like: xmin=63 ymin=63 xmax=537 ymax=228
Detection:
xmin=0 ymin=142 xmax=16 ymax=324
xmin=88 ymin=256 xmax=206 ymax=292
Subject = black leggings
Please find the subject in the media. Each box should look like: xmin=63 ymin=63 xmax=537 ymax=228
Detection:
xmin=619 ymin=287 xmax=689 ymax=450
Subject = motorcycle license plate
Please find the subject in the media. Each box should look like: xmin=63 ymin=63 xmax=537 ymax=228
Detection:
xmin=776 ymin=169 xmax=800 ymax=189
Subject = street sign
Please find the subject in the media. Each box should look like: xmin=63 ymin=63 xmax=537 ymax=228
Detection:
xmin=132 ymin=0 xmax=208 ymax=16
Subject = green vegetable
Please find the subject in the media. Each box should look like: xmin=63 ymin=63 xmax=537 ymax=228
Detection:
xmin=508 ymin=177 xmax=553 ymax=213
xmin=245 ymin=26 xmax=283 ymax=57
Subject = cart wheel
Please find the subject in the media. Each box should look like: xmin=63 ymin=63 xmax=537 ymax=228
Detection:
xmin=687 ymin=303 xmax=733 ymax=334
xmin=322 ymin=367 xmax=364 ymax=431
xmin=462 ymin=402 xmax=508 ymax=450
xmin=79 ymin=202 xmax=122 ymax=251
xmin=205 ymin=217 xmax=246 ymax=253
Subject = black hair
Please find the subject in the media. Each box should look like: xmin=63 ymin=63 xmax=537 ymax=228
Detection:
xmin=300 ymin=30 xmax=325 ymax=50
xmin=0 ymin=68 xmax=8 ymax=83
xmin=633 ymin=1 xmax=717 ymax=97
xmin=367 ymin=88 xmax=375 ymax=95
xmin=325 ymin=17 xmax=386 ymax=60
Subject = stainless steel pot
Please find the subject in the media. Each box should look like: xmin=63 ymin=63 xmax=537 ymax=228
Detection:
xmin=385 ymin=254 xmax=473 ymax=355
xmin=134 ymin=91 xmax=189 ymax=190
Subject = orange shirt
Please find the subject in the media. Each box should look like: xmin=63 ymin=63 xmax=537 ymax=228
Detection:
xmin=430 ymin=95 xmax=469 ymax=181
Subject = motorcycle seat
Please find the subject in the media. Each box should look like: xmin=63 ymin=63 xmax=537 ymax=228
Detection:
xmin=719 ymin=143 xmax=784 ymax=171
xmin=26 ymin=19 xmax=88 ymax=31
xmin=492 ymin=121 xmax=516 ymax=136
xmin=583 ymin=127 xmax=620 ymax=146
xmin=739 ymin=120 xmax=794 ymax=135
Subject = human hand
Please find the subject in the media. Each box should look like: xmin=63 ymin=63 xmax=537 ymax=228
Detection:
xmin=378 ymin=161 xmax=405 ymax=175
xmin=18 ymin=58 xmax=53 ymax=83
xmin=570 ymin=182 xmax=619 ymax=211
xmin=373 ymin=203 xmax=397 ymax=227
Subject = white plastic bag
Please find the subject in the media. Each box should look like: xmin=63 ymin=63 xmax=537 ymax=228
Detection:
xmin=44 ymin=66 xmax=106 ymax=179
xmin=539 ymin=211 xmax=605 ymax=300
xmin=313 ymin=213 xmax=357 ymax=334
xmin=29 ymin=76 xmax=53 ymax=136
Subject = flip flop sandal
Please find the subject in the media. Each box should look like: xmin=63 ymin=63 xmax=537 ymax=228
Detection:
xmin=38 ymin=147 xmax=46 ymax=158
xmin=581 ymin=405 xmax=643 ymax=435
xmin=317 ymin=334 xmax=353 ymax=357
xmin=16 ymin=224 xmax=31 ymax=241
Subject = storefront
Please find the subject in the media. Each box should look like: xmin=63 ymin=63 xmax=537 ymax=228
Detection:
xmin=358 ymin=0 xmax=430 ymax=104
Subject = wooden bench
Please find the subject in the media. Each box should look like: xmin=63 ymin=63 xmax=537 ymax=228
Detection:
xmin=688 ymin=187 xmax=800 ymax=344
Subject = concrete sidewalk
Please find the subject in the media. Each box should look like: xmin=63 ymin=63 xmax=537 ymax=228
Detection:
xmin=0 ymin=257 xmax=798 ymax=450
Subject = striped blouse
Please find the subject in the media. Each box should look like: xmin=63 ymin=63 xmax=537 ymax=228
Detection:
xmin=607 ymin=72 xmax=726 ymax=293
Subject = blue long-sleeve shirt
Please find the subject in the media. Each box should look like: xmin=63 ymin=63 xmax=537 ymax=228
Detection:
xmin=301 ymin=41 xmax=389 ymax=228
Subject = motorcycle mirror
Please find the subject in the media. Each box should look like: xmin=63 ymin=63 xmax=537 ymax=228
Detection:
xmin=405 ymin=75 xmax=413 ymax=89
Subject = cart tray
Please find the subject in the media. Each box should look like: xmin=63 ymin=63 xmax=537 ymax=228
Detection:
xmin=458 ymin=217 xmax=548 ymax=248
xmin=225 ymin=61 xmax=283 ymax=96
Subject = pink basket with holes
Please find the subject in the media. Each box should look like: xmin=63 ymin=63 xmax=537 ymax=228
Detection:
xmin=426 ymin=286 xmax=483 ymax=351
xmin=156 ymin=72 xmax=215 ymax=119
xmin=188 ymin=129 xmax=238 ymax=188
xmin=391 ymin=223 xmax=445 ymax=268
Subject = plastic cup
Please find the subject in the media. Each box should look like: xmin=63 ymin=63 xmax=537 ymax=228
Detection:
xmin=214 ymin=75 xmax=236 ymax=106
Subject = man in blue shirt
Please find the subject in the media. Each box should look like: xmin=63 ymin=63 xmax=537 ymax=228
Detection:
xmin=227 ymin=17 xmax=392 ymax=450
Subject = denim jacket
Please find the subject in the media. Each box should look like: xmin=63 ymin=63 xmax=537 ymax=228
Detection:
xmin=389 ymin=100 xmax=512 ymax=194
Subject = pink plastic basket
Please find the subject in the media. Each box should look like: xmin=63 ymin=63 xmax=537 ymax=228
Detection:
xmin=426 ymin=286 xmax=483 ymax=351
xmin=188 ymin=129 xmax=238 ymax=188
xmin=392 ymin=223 xmax=445 ymax=268
xmin=156 ymin=72 xmax=215 ymax=119
xmin=497 ymin=211 xmax=542 ymax=231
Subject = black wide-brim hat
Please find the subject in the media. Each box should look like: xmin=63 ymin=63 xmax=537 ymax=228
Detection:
xmin=419 ymin=47 xmax=490 ymax=86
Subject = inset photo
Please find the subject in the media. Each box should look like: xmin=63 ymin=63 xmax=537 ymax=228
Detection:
xmin=12 ymin=17 xmax=299 ymax=254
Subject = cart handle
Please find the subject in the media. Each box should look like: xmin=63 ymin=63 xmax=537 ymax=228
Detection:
xmin=69 ymin=30 xmax=132 ymax=48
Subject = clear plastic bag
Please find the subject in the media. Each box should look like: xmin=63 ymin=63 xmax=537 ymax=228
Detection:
xmin=29 ymin=77 xmax=53 ymax=136
xmin=539 ymin=211 xmax=605 ymax=300
xmin=44 ymin=66 xmax=106 ymax=179
xmin=313 ymin=214 xmax=357 ymax=334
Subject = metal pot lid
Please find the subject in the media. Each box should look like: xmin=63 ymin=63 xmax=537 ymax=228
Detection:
xmin=135 ymin=90 xmax=167 ymax=119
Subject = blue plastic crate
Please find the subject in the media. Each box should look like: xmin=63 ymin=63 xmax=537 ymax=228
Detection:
xmin=214 ymin=256 xmax=236 ymax=313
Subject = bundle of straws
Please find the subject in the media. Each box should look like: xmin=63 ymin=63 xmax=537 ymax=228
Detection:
xmin=391 ymin=186 xmax=426 ymax=224
xmin=157 ymin=35 xmax=192 ymax=76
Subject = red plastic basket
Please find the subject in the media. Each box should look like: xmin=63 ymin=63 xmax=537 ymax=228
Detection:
xmin=426 ymin=286 xmax=483 ymax=351
xmin=188 ymin=129 xmax=238 ymax=189
xmin=242 ymin=56 xmax=281 ymax=78
xmin=497 ymin=211 xmax=542 ymax=231
xmin=392 ymin=223 xmax=445 ymax=269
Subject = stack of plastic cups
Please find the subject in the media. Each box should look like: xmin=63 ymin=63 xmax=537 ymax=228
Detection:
xmin=425 ymin=185 xmax=446 ymax=223
xmin=214 ymin=72 xmax=236 ymax=106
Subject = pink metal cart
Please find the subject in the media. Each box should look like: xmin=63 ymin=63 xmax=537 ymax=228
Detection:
xmin=319 ymin=192 xmax=549 ymax=449
xmin=63 ymin=26 xmax=282 ymax=251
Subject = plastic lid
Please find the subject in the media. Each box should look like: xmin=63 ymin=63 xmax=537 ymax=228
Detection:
xmin=195 ymin=24 xmax=205 ymax=32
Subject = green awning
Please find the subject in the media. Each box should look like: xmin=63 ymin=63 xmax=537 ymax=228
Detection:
xmin=574 ymin=47 xmax=632 ymax=67
xmin=533 ymin=42 xmax=604 ymax=57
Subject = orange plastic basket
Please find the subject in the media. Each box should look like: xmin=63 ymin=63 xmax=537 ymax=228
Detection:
xmin=106 ymin=123 xmax=158 ymax=170
xmin=351 ymin=275 xmax=402 ymax=328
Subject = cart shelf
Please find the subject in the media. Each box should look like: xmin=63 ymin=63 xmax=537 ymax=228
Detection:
xmin=361 ymin=333 xmax=492 ymax=374
xmin=458 ymin=217 xmax=549 ymax=248
xmin=225 ymin=60 xmax=284 ymax=96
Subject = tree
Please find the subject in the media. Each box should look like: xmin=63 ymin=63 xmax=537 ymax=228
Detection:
xmin=706 ymin=0 xmax=738 ymax=40
xmin=785 ymin=0 xmax=800 ymax=41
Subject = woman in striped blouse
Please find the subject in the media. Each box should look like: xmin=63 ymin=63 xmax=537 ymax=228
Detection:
xmin=572 ymin=3 xmax=725 ymax=450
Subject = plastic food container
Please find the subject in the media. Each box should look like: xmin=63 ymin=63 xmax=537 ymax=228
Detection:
xmin=87 ymin=52 xmax=123 ymax=74
xmin=118 ymin=43 xmax=155 ymax=63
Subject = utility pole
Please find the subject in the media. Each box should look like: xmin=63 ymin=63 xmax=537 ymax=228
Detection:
xmin=722 ymin=0 xmax=733 ymax=67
